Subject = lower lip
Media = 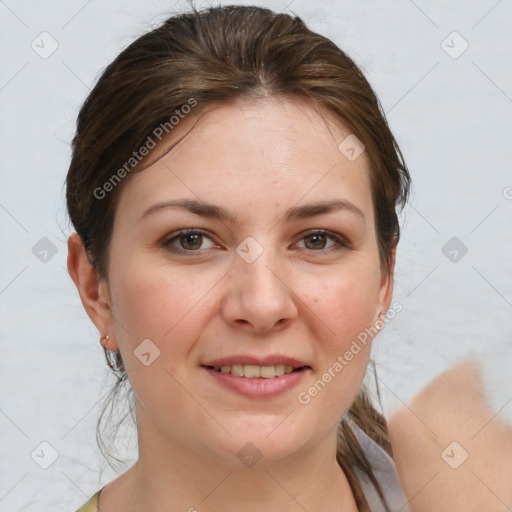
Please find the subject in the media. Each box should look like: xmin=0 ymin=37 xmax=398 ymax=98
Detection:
xmin=202 ymin=367 xmax=309 ymax=398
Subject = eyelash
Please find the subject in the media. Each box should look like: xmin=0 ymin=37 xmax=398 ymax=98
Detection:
xmin=162 ymin=229 xmax=348 ymax=255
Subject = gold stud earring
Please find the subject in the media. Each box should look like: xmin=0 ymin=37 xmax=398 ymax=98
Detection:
xmin=100 ymin=333 xmax=110 ymax=348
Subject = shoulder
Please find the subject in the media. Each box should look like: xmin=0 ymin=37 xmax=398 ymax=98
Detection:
xmin=75 ymin=488 xmax=102 ymax=512
xmin=387 ymin=360 xmax=512 ymax=511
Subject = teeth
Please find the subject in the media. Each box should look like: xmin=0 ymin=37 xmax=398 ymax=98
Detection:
xmin=231 ymin=364 xmax=244 ymax=377
xmin=211 ymin=364 xmax=300 ymax=378
xmin=260 ymin=365 xmax=275 ymax=378
xmin=244 ymin=365 xmax=261 ymax=378
xmin=275 ymin=364 xmax=286 ymax=376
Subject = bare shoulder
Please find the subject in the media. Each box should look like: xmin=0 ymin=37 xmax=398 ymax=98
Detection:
xmin=388 ymin=360 xmax=512 ymax=512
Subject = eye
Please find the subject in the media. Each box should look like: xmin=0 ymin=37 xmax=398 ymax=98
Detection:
xmin=162 ymin=229 xmax=218 ymax=254
xmin=295 ymin=230 xmax=347 ymax=252
xmin=162 ymin=228 xmax=348 ymax=255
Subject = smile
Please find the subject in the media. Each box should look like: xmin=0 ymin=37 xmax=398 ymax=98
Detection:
xmin=201 ymin=364 xmax=310 ymax=398
xmin=204 ymin=364 xmax=305 ymax=378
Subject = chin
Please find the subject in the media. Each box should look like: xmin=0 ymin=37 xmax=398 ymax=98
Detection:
xmin=208 ymin=438 xmax=304 ymax=469
xmin=205 ymin=416 xmax=315 ymax=467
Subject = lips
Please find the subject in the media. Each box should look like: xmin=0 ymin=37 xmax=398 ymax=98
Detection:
xmin=201 ymin=356 xmax=310 ymax=379
xmin=201 ymin=355 xmax=309 ymax=369
xmin=200 ymin=355 xmax=311 ymax=397
xmin=202 ymin=360 xmax=310 ymax=398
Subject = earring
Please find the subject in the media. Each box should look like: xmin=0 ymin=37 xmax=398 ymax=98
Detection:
xmin=100 ymin=333 xmax=110 ymax=348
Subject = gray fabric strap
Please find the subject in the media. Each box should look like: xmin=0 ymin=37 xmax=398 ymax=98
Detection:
xmin=351 ymin=423 xmax=411 ymax=512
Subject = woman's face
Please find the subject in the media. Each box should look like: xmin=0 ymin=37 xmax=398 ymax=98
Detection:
xmin=98 ymin=96 xmax=394 ymax=466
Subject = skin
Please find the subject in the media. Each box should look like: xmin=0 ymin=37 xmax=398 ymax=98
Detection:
xmin=388 ymin=359 xmax=512 ymax=511
xmin=68 ymin=95 xmax=395 ymax=512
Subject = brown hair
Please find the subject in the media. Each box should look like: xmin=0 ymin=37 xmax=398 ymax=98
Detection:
xmin=66 ymin=4 xmax=410 ymax=510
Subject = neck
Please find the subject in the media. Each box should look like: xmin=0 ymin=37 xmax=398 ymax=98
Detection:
xmin=115 ymin=415 xmax=359 ymax=512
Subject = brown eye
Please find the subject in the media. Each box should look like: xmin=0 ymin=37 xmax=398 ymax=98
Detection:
xmin=163 ymin=229 xmax=217 ymax=254
xmin=179 ymin=233 xmax=203 ymax=250
xmin=296 ymin=230 xmax=347 ymax=252
xmin=304 ymin=233 xmax=328 ymax=250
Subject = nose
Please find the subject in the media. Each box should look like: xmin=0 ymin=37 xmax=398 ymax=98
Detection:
xmin=220 ymin=239 xmax=298 ymax=334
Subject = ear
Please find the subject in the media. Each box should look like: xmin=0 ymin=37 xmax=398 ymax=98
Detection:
xmin=67 ymin=232 xmax=119 ymax=351
xmin=375 ymin=244 xmax=396 ymax=321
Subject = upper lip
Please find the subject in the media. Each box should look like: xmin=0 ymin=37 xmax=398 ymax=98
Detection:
xmin=201 ymin=355 xmax=310 ymax=368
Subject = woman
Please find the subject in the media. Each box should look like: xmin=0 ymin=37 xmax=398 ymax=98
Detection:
xmin=66 ymin=5 xmax=411 ymax=511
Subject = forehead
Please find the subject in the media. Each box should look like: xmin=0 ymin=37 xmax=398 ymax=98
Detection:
xmin=116 ymin=96 xmax=374 ymax=225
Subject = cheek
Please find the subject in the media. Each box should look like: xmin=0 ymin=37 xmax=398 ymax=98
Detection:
xmin=293 ymin=264 xmax=379 ymax=411
xmin=108 ymin=255 xmax=213 ymax=357
xmin=107 ymin=260 xmax=213 ymax=416
xmin=301 ymin=265 xmax=380 ymax=347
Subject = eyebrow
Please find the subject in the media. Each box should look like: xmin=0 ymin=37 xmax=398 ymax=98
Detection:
xmin=139 ymin=198 xmax=366 ymax=224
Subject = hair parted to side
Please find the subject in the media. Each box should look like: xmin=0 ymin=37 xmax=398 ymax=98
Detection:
xmin=66 ymin=4 xmax=410 ymax=511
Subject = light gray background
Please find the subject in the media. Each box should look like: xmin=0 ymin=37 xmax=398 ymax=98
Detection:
xmin=1 ymin=0 xmax=511 ymax=510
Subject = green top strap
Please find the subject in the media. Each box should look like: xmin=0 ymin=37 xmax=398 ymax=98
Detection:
xmin=75 ymin=487 xmax=103 ymax=512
